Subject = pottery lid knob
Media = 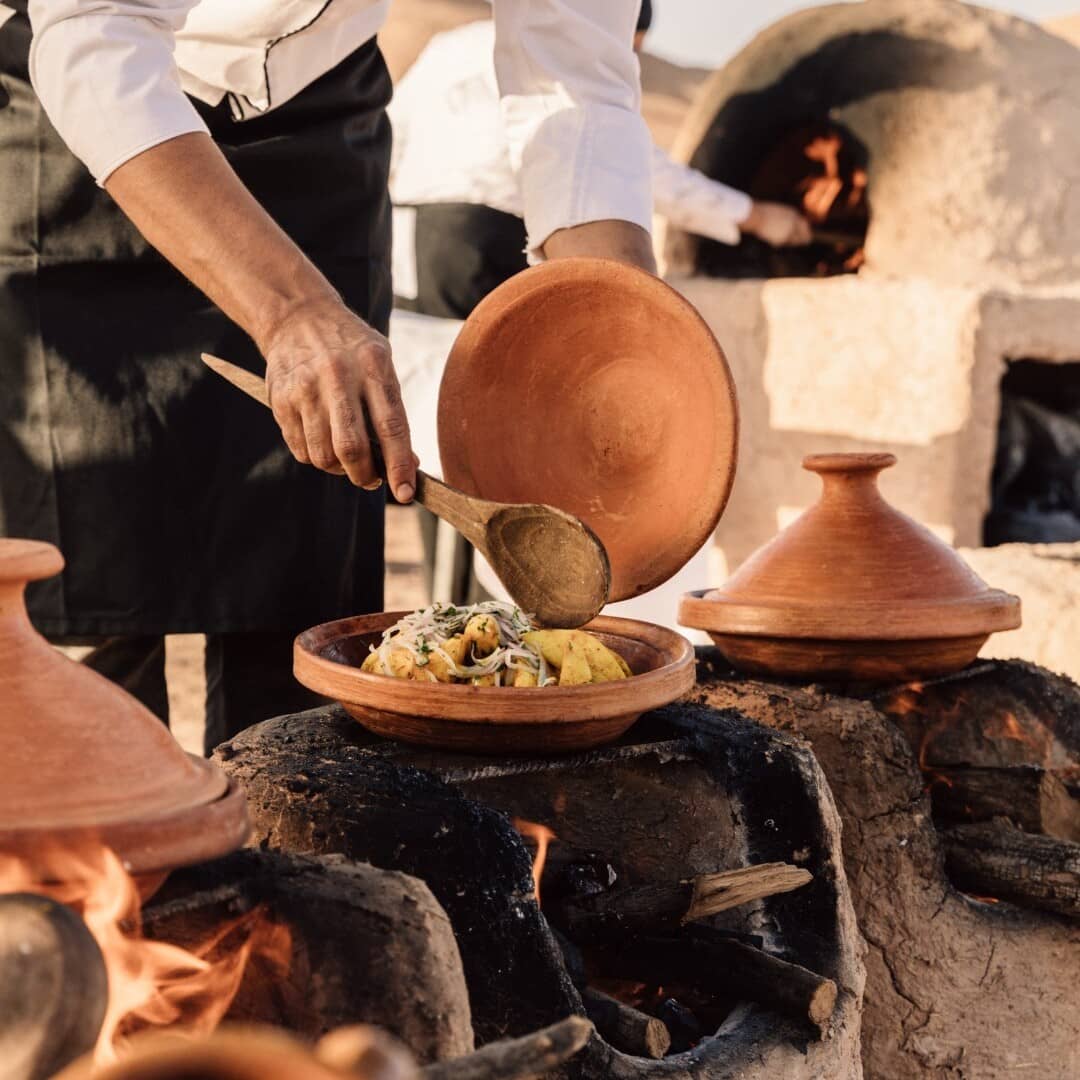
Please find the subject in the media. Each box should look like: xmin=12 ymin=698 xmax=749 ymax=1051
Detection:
xmin=802 ymin=452 xmax=897 ymax=475
xmin=0 ymin=539 xmax=65 ymax=584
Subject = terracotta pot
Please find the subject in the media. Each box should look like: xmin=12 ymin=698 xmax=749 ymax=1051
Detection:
xmin=437 ymin=257 xmax=738 ymax=602
xmin=0 ymin=540 xmax=249 ymax=878
xmin=294 ymin=612 xmax=695 ymax=754
xmin=679 ymin=453 xmax=1022 ymax=681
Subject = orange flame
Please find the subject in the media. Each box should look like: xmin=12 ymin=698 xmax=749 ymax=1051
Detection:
xmin=983 ymin=711 xmax=1033 ymax=746
xmin=512 ymin=819 xmax=556 ymax=907
xmin=800 ymin=133 xmax=844 ymax=222
xmin=0 ymin=844 xmax=290 ymax=1067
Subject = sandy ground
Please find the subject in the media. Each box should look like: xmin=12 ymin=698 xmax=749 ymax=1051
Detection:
xmin=160 ymin=505 xmax=427 ymax=755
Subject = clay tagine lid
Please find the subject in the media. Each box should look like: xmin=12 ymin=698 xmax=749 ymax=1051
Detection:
xmin=681 ymin=453 xmax=1022 ymax=641
xmin=0 ymin=540 xmax=248 ymax=877
xmin=438 ymin=257 xmax=738 ymax=602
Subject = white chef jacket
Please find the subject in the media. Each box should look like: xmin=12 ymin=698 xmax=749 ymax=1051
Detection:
xmin=26 ymin=0 xmax=653 ymax=255
xmin=390 ymin=20 xmax=752 ymax=246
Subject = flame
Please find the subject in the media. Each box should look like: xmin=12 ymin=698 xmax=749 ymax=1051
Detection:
xmin=512 ymin=818 xmax=556 ymax=907
xmin=800 ymin=133 xmax=844 ymax=222
xmin=0 ymin=844 xmax=290 ymax=1068
xmin=983 ymin=711 xmax=1033 ymax=746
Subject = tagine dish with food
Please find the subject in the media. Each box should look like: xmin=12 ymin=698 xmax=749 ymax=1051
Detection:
xmin=294 ymin=606 xmax=694 ymax=754
xmin=359 ymin=601 xmax=631 ymax=688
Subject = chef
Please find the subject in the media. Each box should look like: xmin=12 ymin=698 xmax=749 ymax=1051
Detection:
xmin=1 ymin=0 xmax=657 ymax=751
xmin=390 ymin=1 xmax=813 ymax=319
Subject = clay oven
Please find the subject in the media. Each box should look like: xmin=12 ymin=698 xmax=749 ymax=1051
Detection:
xmin=661 ymin=0 xmax=1080 ymax=572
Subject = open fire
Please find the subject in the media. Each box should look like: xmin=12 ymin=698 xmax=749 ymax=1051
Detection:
xmin=0 ymin=843 xmax=290 ymax=1069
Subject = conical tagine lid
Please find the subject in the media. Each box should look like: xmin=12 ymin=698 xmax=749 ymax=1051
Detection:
xmin=682 ymin=454 xmax=1021 ymax=641
xmin=0 ymin=540 xmax=248 ymax=875
xmin=438 ymin=258 xmax=738 ymax=602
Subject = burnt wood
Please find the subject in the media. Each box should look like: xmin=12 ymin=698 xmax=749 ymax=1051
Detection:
xmin=580 ymin=990 xmax=670 ymax=1059
xmin=551 ymin=864 xmax=812 ymax=941
xmin=597 ymin=935 xmax=837 ymax=1030
xmin=942 ymin=819 xmax=1080 ymax=919
xmin=0 ymin=893 xmax=107 ymax=1080
xmin=214 ymin=714 xmax=580 ymax=1046
xmin=930 ymin=766 xmax=1080 ymax=842
xmin=421 ymin=1018 xmax=593 ymax=1080
xmin=144 ymin=850 xmax=473 ymax=1064
xmin=215 ymin=702 xmax=862 ymax=1078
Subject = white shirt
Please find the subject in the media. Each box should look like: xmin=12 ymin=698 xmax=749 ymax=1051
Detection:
xmin=390 ymin=20 xmax=752 ymax=246
xmin=26 ymin=0 xmax=653 ymax=254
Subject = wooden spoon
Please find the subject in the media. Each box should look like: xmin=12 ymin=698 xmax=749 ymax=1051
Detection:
xmin=201 ymin=354 xmax=611 ymax=627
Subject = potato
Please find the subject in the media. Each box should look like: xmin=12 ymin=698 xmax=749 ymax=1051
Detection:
xmin=386 ymin=647 xmax=415 ymax=680
xmin=512 ymin=668 xmax=538 ymax=688
xmin=523 ymin=629 xmax=628 ymax=684
xmin=472 ymin=673 xmax=497 ymax=686
xmin=522 ymin=629 xmax=570 ymax=669
xmin=558 ymin=637 xmax=592 ymax=686
xmin=464 ymin=614 xmax=500 ymax=657
xmin=423 ymin=650 xmax=456 ymax=682
xmin=574 ymin=632 xmax=629 ymax=683
xmin=361 ymin=651 xmax=381 ymax=674
xmin=442 ymin=635 xmax=469 ymax=666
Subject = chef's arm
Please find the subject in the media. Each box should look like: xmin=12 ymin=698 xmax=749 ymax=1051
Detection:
xmin=494 ymin=0 xmax=656 ymax=273
xmin=651 ymin=147 xmax=812 ymax=248
xmin=27 ymin=1 xmax=416 ymax=500
xmin=104 ymin=134 xmax=416 ymax=500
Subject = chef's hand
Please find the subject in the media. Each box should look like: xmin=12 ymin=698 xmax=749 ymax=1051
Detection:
xmin=740 ymin=202 xmax=813 ymax=247
xmin=542 ymin=220 xmax=657 ymax=274
xmin=260 ymin=299 xmax=417 ymax=502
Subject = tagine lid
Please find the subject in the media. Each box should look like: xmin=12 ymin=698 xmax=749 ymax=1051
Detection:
xmin=0 ymin=539 xmax=248 ymax=873
xmin=679 ymin=454 xmax=1022 ymax=641
xmin=438 ymin=257 xmax=738 ymax=603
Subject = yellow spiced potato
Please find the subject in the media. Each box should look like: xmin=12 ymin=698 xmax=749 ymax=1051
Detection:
xmin=360 ymin=602 xmax=630 ymax=688
xmin=522 ymin=629 xmax=630 ymax=685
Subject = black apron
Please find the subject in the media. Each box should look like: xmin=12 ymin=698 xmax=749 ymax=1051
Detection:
xmin=397 ymin=202 xmax=527 ymax=321
xmin=0 ymin=10 xmax=392 ymax=637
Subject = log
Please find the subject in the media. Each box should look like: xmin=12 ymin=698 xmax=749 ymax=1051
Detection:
xmin=551 ymin=863 xmax=812 ymax=941
xmin=421 ymin=1017 xmax=593 ymax=1080
xmin=656 ymin=999 xmax=703 ymax=1055
xmin=930 ymin=766 xmax=1080 ymax=842
xmin=942 ymin=819 xmax=1080 ymax=918
xmin=598 ymin=935 xmax=837 ymax=1029
xmin=580 ymin=989 xmax=670 ymax=1059
xmin=144 ymin=850 xmax=474 ymax=1065
xmin=0 ymin=893 xmax=107 ymax=1080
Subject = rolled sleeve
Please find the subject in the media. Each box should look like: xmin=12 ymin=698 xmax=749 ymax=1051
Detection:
xmin=28 ymin=1 xmax=208 ymax=185
xmin=493 ymin=0 xmax=652 ymax=258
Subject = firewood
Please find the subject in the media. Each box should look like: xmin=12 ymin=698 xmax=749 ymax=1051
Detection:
xmin=942 ymin=819 xmax=1080 ymax=919
xmin=599 ymin=935 xmax=837 ymax=1030
xmin=550 ymin=863 xmax=812 ymax=941
xmin=0 ymin=893 xmax=107 ymax=1080
xmin=930 ymin=766 xmax=1080 ymax=842
xmin=580 ymin=988 xmax=671 ymax=1059
xmin=421 ymin=1017 xmax=593 ymax=1080
xmin=656 ymin=998 xmax=704 ymax=1054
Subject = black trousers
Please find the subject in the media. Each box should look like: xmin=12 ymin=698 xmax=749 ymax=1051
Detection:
xmin=78 ymin=633 xmax=321 ymax=754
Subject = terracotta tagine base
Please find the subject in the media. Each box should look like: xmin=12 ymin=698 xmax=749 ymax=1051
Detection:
xmin=0 ymin=540 xmax=249 ymax=879
xmin=679 ymin=453 xmax=1022 ymax=682
xmin=294 ymin=612 xmax=695 ymax=754
xmin=437 ymin=257 xmax=739 ymax=602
